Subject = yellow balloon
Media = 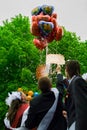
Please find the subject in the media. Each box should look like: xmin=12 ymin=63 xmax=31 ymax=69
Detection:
xmin=17 ymin=87 xmax=23 ymax=92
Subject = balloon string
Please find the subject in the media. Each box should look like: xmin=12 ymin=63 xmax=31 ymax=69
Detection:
xmin=39 ymin=50 xmax=44 ymax=64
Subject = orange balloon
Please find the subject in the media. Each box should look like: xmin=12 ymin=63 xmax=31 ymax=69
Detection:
xmin=28 ymin=90 xmax=34 ymax=96
xmin=26 ymin=95 xmax=32 ymax=101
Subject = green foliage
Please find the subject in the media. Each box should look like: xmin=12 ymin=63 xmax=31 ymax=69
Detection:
xmin=21 ymin=67 xmax=32 ymax=83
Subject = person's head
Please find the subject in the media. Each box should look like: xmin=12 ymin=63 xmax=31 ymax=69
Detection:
xmin=38 ymin=76 xmax=52 ymax=93
xmin=5 ymin=91 xmax=26 ymax=107
xmin=65 ymin=60 xmax=80 ymax=79
xmin=5 ymin=91 xmax=27 ymax=124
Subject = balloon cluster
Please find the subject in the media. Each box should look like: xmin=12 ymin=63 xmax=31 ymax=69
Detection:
xmin=17 ymin=88 xmax=39 ymax=101
xmin=31 ymin=5 xmax=63 ymax=50
xmin=26 ymin=91 xmax=39 ymax=101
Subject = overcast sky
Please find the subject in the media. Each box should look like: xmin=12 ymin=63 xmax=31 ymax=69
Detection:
xmin=0 ymin=0 xmax=87 ymax=41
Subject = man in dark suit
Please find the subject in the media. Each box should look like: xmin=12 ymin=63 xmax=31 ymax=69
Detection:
xmin=65 ymin=60 xmax=87 ymax=130
xmin=15 ymin=76 xmax=67 ymax=130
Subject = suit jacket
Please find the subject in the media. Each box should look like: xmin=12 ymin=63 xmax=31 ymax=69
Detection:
xmin=67 ymin=76 xmax=87 ymax=130
xmin=56 ymin=73 xmax=69 ymax=96
xmin=56 ymin=73 xmax=69 ymax=112
xmin=25 ymin=90 xmax=67 ymax=130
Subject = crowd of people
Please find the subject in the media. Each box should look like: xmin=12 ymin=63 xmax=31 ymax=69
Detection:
xmin=4 ymin=60 xmax=87 ymax=130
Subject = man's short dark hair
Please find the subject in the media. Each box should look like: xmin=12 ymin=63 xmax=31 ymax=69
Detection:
xmin=38 ymin=76 xmax=52 ymax=93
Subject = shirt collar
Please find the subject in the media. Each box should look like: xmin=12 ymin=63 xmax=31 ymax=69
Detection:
xmin=68 ymin=75 xmax=76 ymax=84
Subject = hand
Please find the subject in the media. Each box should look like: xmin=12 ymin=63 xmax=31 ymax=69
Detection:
xmin=62 ymin=110 xmax=67 ymax=119
xmin=56 ymin=65 xmax=61 ymax=73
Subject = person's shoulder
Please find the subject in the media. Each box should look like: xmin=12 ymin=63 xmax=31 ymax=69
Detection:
xmin=69 ymin=76 xmax=81 ymax=89
xmin=74 ymin=76 xmax=87 ymax=88
xmin=75 ymin=76 xmax=86 ymax=82
xmin=30 ymin=94 xmax=42 ymax=106
xmin=71 ymin=75 xmax=81 ymax=82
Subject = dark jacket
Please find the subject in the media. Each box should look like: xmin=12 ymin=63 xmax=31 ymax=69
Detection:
xmin=25 ymin=90 xmax=67 ymax=130
xmin=56 ymin=73 xmax=69 ymax=111
xmin=67 ymin=76 xmax=87 ymax=130
xmin=56 ymin=73 xmax=68 ymax=96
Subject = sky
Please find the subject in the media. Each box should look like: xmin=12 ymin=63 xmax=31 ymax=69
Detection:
xmin=0 ymin=0 xmax=87 ymax=41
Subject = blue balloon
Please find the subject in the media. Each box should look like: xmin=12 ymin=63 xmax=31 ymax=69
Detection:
xmin=34 ymin=92 xmax=39 ymax=97
xmin=31 ymin=6 xmax=42 ymax=16
xmin=41 ymin=5 xmax=54 ymax=15
xmin=39 ymin=21 xmax=54 ymax=36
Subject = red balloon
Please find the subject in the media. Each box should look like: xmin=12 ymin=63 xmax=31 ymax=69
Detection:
xmin=55 ymin=27 xmax=63 ymax=41
xmin=32 ymin=15 xmax=37 ymax=22
xmin=37 ymin=13 xmax=51 ymax=22
xmin=46 ymin=32 xmax=55 ymax=43
xmin=33 ymin=38 xmax=48 ymax=50
xmin=51 ymin=13 xmax=57 ymax=19
xmin=31 ymin=22 xmax=40 ymax=36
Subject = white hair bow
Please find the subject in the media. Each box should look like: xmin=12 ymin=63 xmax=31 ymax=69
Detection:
xmin=5 ymin=91 xmax=21 ymax=106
